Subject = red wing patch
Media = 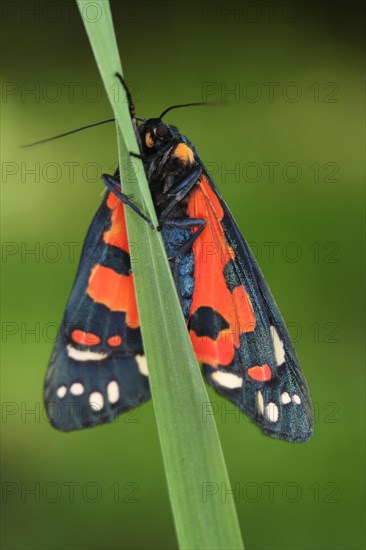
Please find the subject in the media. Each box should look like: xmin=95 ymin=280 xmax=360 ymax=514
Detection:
xmin=248 ymin=364 xmax=272 ymax=382
xmin=87 ymin=264 xmax=139 ymax=329
xmin=103 ymin=192 xmax=130 ymax=252
xmin=86 ymin=191 xmax=140 ymax=329
xmin=187 ymin=175 xmax=256 ymax=368
xmin=71 ymin=330 xmax=101 ymax=346
xmin=189 ymin=330 xmax=235 ymax=366
xmin=107 ymin=335 xmax=123 ymax=347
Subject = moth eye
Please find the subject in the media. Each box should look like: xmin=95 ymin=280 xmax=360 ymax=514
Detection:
xmin=155 ymin=123 xmax=168 ymax=138
xmin=145 ymin=132 xmax=155 ymax=148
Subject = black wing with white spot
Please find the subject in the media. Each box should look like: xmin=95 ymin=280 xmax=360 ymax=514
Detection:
xmin=188 ymin=166 xmax=314 ymax=442
xmin=45 ymin=334 xmax=149 ymax=431
xmin=44 ymin=185 xmax=150 ymax=431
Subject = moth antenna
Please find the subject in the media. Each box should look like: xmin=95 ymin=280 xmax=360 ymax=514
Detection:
xmin=159 ymin=101 xmax=226 ymax=120
xmin=114 ymin=73 xmax=136 ymax=118
xmin=21 ymin=118 xmax=115 ymax=148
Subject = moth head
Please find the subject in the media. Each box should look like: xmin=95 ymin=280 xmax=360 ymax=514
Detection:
xmin=138 ymin=119 xmax=172 ymax=155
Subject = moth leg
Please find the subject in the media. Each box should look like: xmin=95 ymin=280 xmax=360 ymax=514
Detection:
xmin=159 ymin=166 xmax=202 ymax=223
xmin=166 ymin=167 xmax=202 ymax=197
xmin=129 ymin=151 xmax=144 ymax=160
xmin=102 ymin=173 xmax=155 ymax=229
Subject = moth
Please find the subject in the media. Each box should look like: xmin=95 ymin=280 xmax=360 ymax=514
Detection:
xmin=44 ymin=76 xmax=314 ymax=442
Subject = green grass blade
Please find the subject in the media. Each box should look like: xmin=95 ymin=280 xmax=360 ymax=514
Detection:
xmin=76 ymin=2 xmax=244 ymax=548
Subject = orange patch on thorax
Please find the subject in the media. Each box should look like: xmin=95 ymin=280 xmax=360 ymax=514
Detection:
xmin=173 ymin=143 xmax=195 ymax=164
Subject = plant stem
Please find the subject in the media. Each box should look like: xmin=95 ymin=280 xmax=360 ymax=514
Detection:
xmin=77 ymin=2 xmax=244 ymax=548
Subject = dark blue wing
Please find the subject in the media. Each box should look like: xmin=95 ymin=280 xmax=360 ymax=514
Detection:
xmin=44 ymin=184 xmax=150 ymax=431
xmin=218 ymin=182 xmax=313 ymax=442
xmin=186 ymin=158 xmax=313 ymax=442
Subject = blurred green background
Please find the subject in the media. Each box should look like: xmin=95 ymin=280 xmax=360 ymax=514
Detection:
xmin=1 ymin=1 xmax=365 ymax=549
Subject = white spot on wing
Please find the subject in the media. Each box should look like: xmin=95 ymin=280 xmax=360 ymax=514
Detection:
xmin=270 ymin=326 xmax=285 ymax=366
xmin=256 ymin=391 xmax=264 ymax=415
xmin=136 ymin=355 xmax=148 ymax=376
xmin=70 ymin=382 xmax=84 ymax=396
xmin=107 ymin=381 xmax=119 ymax=404
xmin=265 ymin=402 xmax=279 ymax=423
xmin=57 ymin=386 xmax=67 ymax=398
xmin=281 ymin=392 xmax=291 ymax=405
xmin=292 ymin=394 xmax=301 ymax=405
xmin=67 ymin=345 xmax=108 ymax=362
xmin=211 ymin=371 xmax=243 ymax=389
xmin=89 ymin=392 xmax=104 ymax=411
